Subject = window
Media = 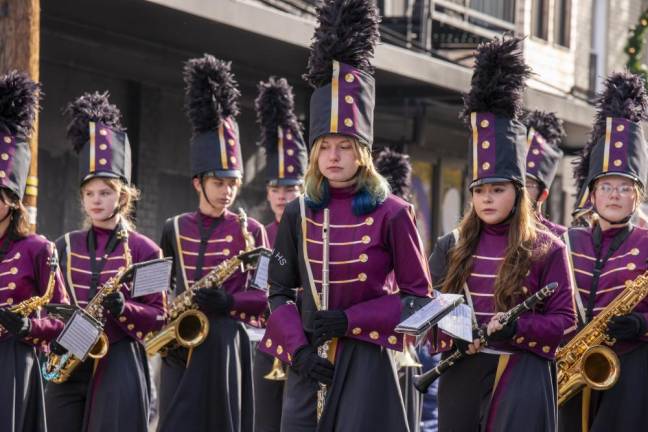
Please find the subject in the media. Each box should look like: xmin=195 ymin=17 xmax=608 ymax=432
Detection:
xmin=531 ymin=0 xmax=549 ymax=40
xmin=554 ymin=0 xmax=572 ymax=47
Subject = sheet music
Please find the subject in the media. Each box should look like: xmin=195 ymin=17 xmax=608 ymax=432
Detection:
xmin=395 ymin=293 xmax=464 ymax=335
xmin=132 ymin=259 xmax=173 ymax=298
xmin=57 ymin=310 xmax=102 ymax=361
xmin=438 ymin=303 xmax=473 ymax=342
xmin=250 ymin=252 xmax=271 ymax=291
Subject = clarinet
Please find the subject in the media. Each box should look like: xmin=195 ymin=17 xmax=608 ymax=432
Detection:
xmin=316 ymin=208 xmax=331 ymax=421
xmin=413 ymin=282 xmax=558 ymax=393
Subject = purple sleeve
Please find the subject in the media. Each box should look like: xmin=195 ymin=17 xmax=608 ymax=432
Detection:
xmin=343 ymin=206 xmax=434 ymax=351
xmin=427 ymin=327 xmax=454 ymax=354
xmin=231 ymin=289 xmax=267 ymax=328
xmin=258 ymin=302 xmax=308 ymax=364
xmin=112 ymin=240 xmax=167 ymax=341
xmin=344 ymin=294 xmax=405 ymax=350
xmin=511 ymin=244 xmax=577 ymax=359
xmin=230 ymin=220 xmax=269 ymax=327
xmin=389 ymin=206 xmax=434 ymax=297
xmin=114 ymin=289 xmax=167 ymax=341
xmin=27 ymin=241 xmax=70 ymax=345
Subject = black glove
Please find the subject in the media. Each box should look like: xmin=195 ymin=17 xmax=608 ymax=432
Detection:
xmin=0 ymin=308 xmax=31 ymax=337
xmin=102 ymin=292 xmax=125 ymax=316
xmin=292 ymin=345 xmax=334 ymax=385
xmin=452 ymin=338 xmax=470 ymax=353
xmin=312 ymin=310 xmax=348 ymax=347
xmin=452 ymin=326 xmax=482 ymax=354
xmin=194 ymin=287 xmax=233 ymax=316
xmin=607 ymin=313 xmax=647 ymax=341
xmin=487 ymin=320 xmax=517 ymax=342
xmin=49 ymin=340 xmax=68 ymax=356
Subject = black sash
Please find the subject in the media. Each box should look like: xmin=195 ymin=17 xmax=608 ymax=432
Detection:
xmin=586 ymin=224 xmax=633 ymax=323
xmin=87 ymin=223 xmax=125 ymax=300
xmin=194 ymin=214 xmax=222 ymax=281
xmin=0 ymin=234 xmax=12 ymax=261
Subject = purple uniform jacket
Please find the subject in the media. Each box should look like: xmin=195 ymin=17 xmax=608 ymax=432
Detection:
xmin=57 ymin=227 xmax=166 ymax=344
xmin=430 ymin=223 xmax=576 ymax=359
xmin=266 ymin=220 xmax=279 ymax=248
xmin=160 ymin=210 xmax=269 ymax=328
xmin=539 ymin=214 xmax=567 ymax=237
xmin=567 ymin=225 xmax=648 ymax=355
xmin=0 ymin=233 xmax=69 ymax=348
xmin=259 ymin=187 xmax=433 ymax=365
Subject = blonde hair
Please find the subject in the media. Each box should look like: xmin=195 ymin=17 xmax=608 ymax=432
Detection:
xmin=81 ymin=178 xmax=140 ymax=230
xmin=303 ymin=136 xmax=390 ymax=205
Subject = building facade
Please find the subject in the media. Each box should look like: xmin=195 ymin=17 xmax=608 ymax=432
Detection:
xmin=32 ymin=0 xmax=647 ymax=253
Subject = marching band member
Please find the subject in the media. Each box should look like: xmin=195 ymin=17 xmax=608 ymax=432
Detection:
xmin=428 ymin=36 xmax=575 ymax=432
xmin=257 ymin=77 xmax=306 ymax=248
xmin=522 ymin=110 xmax=566 ymax=236
xmin=254 ymin=76 xmax=308 ymax=432
xmin=258 ymin=0 xmax=433 ymax=430
xmin=44 ymin=92 xmax=166 ymax=432
xmin=559 ymin=72 xmax=648 ymax=432
xmin=157 ymin=54 xmax=268 ymax=432
xmin=0 ymin=71 xmax=69 ymax=432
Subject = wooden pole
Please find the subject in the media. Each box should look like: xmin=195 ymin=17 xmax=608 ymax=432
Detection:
xmin=0 ymin=0 xmax=40 ymax=231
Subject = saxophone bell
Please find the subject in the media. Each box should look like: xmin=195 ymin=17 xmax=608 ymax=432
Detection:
xmin=88 ymin=332 xmax=109 ymax=359
xmin=264 ymin=357 xmax=287 ymax=381
xmin=557 ymin=344 xmax=620 ymax=406
xmin=144 ymin=309 xmax=209 ymax=356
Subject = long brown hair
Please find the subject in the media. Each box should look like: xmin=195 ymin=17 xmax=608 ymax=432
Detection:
xmin=441 ymin=185 xmax=548 ymax=311
xmin=80 ymin=178 xmax=140 ymax=230
xmin=0 ymin=189 xmax=30 ymax=239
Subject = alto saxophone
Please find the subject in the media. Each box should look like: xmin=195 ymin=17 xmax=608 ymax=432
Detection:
xmin=0 ymin=242 xmax=59 ymax=336
xmin=42 ymin=230 xmax=133 ymax=384
xmin=556 ymin=271 xmax=648 ymax=406
xmin=144 ymin=208 xmax=265 ymax=357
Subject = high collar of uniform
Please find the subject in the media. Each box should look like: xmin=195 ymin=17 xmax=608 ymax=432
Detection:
xmin=329 ymin=185 xmax=357 ymax=199
xmin=597 ymin=223 xmax=631 ymax=239
xmin=91 ymin=224 xmax=117 ymax=237
xmin=482 ymin=221 xmax=510 ymax=236
xmin=197 ymin=209 xmax=226 ymax=225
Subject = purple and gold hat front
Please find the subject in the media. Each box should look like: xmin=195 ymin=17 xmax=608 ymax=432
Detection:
xmin=468 ymin=112 xmax=527 ymax=188
xmin=190 ymin=116 xmax=243 ymax=179
xmin=267 ymin=126 xmax=307 ymax=186
xmin=78 ymin=121 xmax=132 ymax=185
xmin=0 ymin=132 xmax=30 ymax=199
xmin=309 ymin=60 xmax=375 ymax=149
xmin=585 ymin=117 xmax=647 ymax=189
xmin=526 ymin=127 xmax=564 ymax=190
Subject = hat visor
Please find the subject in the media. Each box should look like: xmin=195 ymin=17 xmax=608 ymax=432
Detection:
xmin=469 ymin=177 xmax=517 ymax=189
xmin=81 ymin=172 xmax=125 ymax=185
xmin=589 ymin=172 xmax=642 ymax=188
xmin=201 ymin=169 xmax=242 ymax=179
xmin=267 ymin=178 xmax=303 ymax=187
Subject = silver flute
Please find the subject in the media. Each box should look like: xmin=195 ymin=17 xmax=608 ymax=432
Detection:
xmin=316 ymin=208 xmax=331 ymax=421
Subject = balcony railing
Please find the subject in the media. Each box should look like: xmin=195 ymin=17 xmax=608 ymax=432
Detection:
xmin=250 ymin=0 xmax=516 ymax=60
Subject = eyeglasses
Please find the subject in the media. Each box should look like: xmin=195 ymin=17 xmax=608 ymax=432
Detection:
xmin=525 ymin=183 xmax=540 ymax=190
xmin=595 ymin=184 xmax=636 ymax=197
